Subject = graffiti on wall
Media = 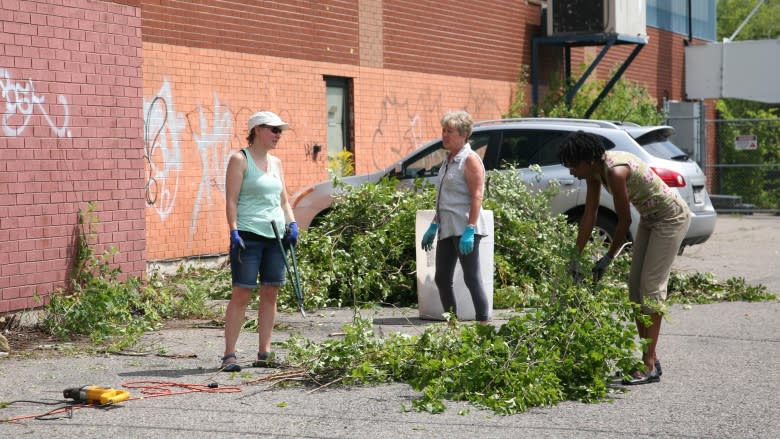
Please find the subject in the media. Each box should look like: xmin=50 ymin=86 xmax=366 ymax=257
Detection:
xmin=370 ymin=83 xmax=503 ymax=169
xmin=143 ymin=81 xmax=265 ymax=238
xmin=1 ymin=68 xmax=72 ymax=137
xmin=142 ymin=78 xmax=504 ymax=245
xmin=186 ymin=94 xmax=234 ymax=240
xmin=144 ymin=80 xmax=185 ymax=220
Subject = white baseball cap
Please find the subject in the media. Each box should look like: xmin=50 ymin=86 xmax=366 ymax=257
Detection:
xmin=247 ymin=111 xmax=290 ymax=132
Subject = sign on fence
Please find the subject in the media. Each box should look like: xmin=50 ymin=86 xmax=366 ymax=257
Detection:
xmin=734 ymin=134 xmax=757 ymax=151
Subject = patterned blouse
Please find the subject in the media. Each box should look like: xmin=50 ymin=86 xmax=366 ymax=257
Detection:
xmin=602 ymin=151 xmax=686 ymax=220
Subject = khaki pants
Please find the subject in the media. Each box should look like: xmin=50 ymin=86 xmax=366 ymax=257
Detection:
xmin=629 ymin=202 xmax=691 ymax=314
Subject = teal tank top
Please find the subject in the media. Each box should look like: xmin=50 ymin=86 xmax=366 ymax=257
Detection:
xmin=236 ymin=148 xmax=285 ymax=238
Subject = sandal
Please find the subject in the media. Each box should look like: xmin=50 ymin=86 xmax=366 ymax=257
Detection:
xmin=622 ymin=367 xmax=660 ymax=385
xmin=220 ymin=352 xmax=241 ymax=372
xmin=252 ymin=351 xmax=281 ymax=368
xmin=618 ymin=358 xmax=662 ymax=377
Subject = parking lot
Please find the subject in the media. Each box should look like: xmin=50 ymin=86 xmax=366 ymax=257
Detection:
xmin=0 ymin=214 xmax=778 ymax=438
xmin=673 ymin=213 xmax=780 ymax=293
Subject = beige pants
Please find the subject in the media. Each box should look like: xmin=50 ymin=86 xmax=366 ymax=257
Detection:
xmin=629 ymin=202 xmax=691 ymax=314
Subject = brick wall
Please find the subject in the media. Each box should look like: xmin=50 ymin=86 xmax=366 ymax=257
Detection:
xmin=0 ymin=0 xmax=144 ymax=312
xmin=142 ymin=0 xmax=360 ymax=66
xmin=382 ymin=0 xmax=538 ymax=81
xmin=142 ymin=44 xmax=513 ymax=261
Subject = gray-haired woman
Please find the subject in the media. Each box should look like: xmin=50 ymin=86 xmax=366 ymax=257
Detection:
xmin=421 ymin=110 xmax=490 ymax=324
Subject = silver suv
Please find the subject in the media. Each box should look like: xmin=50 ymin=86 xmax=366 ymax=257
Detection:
xmin=292 ymin=118 xmax=716 ymax=251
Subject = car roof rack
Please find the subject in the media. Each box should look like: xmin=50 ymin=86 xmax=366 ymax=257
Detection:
xmin=473 ymin=117 xmax=623 ymax=129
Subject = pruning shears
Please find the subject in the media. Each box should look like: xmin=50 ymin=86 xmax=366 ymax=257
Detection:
xmin=271 ymin=221 xmax=306 ymax=318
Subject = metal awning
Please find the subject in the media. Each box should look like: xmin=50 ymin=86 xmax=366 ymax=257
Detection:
xmin=531 ymin=32 xmax=648 ymax=118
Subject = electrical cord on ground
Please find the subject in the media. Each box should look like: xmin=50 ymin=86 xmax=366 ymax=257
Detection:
xmin=1 ymin=380 xmax=242 ymax=424
xmin=120 ymin=380 xmax=241 ymax=400
xmin=1 ymin=399 xmax=124 ymax=423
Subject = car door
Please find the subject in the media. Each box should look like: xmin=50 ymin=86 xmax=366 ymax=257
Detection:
xmin=494 ymin=129 xmax=582 ymax=215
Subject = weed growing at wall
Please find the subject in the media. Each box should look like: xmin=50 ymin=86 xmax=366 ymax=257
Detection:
xmin=41 ymin=203 xmax=216 ymax=352
xmin=328 ymin=150 xmax=355 ymax=178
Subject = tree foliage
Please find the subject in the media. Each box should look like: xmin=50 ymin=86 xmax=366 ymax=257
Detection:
xmin=504 ymin=63 xmax=665 ymax=126
xmin=717 ymin=0 xmax=780 ymax=41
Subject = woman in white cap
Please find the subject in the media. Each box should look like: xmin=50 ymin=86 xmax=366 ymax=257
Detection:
xmin=221 ymin=111 xmax=298 ymax=371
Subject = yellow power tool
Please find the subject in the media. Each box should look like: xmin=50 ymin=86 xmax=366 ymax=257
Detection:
xmin=63 ymin=385 xmax=131 ymax=405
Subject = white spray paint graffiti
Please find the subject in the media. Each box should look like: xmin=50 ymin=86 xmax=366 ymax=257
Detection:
xmin=143 ymin=80 xmax=186 ymax=220
xmin=0 ymin=68 xmax=72 ymax=137
xmin=190 ymin=94 xmax=234 ymax=238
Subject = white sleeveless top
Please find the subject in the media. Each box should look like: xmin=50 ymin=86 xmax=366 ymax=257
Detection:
xmin=435 ymin=143 xmax=487 ymax=239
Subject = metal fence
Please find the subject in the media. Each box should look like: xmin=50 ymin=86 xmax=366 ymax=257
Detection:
xmin=706 ymin=117 xmax=780 ymax=215
xmin=665 ymin=101 xmax=780 ymax=215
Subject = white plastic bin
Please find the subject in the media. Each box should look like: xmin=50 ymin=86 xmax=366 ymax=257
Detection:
xmin=416 ymin=210 xmax=494 ymax=321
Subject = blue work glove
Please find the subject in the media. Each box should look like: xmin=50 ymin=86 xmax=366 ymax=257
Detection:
xmin=421 ymin=223 xmax=438 ymax=251
xmin=459 ymin=225 xmax=476 ymax=255
xmin=592 ymin=255 xmax=613 ymax=283
xmin=284 ymin=221 xmax=299 ymax=247
xmin=230 ymin=229 xmax=245 ymax=252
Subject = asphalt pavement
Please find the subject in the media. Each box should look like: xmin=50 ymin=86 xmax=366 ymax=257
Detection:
xmin=1 ymin=215 xmax=778 ymax=438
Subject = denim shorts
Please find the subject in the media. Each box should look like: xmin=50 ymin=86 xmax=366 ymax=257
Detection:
xmin=230 ymin=237 xmax=286 ymax=289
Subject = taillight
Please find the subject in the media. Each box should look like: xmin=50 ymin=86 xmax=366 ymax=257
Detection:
xmin=651 ymin=167 xmax=686 ymax=188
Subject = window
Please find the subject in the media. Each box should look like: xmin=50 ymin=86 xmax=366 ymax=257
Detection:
xmin=496 ymin=130 xmax=571 ymax=168
xmin=398 ymin=132 xmax=491 ymax=179
xmin=647 ymin=0 xmax=716 ymax=41
xmin=324 ymin=76 xmax=353 ymax=173
xmin=496 ymin=129 xmax=617 ymax=168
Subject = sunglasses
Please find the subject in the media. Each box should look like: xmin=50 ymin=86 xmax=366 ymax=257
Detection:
xmin=262 ymin=126 xmax=283 ymax=134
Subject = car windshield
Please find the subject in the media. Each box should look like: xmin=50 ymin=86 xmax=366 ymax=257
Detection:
xmin=641 ymin=140 xmax=689 ymax=161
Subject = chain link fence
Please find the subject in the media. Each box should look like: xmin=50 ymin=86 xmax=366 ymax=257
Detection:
xmin=707 ymin=117 xmax=780 ymax=214
xmin=666 ymin=101 xmax=779 ymax=216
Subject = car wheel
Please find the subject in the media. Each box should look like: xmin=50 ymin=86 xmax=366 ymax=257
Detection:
xmin=309 ymin=209 xmax=331 ymax=229
xmin=570 ymin=212 xmax=618 ymax=248
xmin=592 ymin=213 xmax=617 ymax=247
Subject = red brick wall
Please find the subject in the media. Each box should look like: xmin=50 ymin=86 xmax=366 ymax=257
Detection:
xmin=141 ymin=45 xmax=514 ymax=261
xmin=382 ymin=0 xmax=538 ymax=81
xmin=0 ymin=0 xmax=144 ymax=312
xmin=142 ymin=0 xmax=361 ymax=65
xmin=569 ymin=27 xmax=690 ymax=103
